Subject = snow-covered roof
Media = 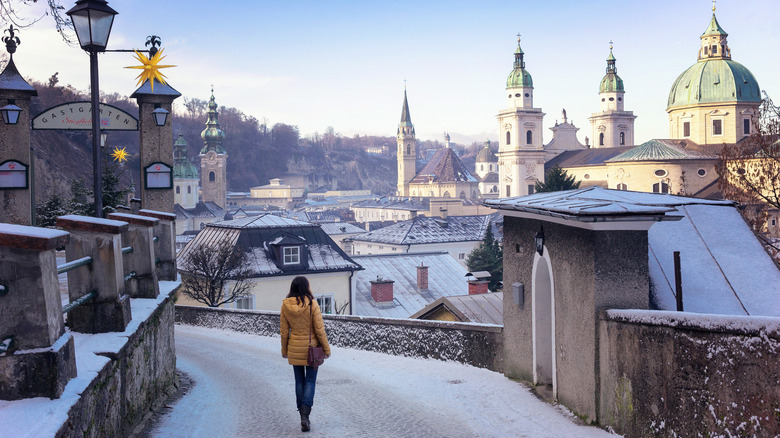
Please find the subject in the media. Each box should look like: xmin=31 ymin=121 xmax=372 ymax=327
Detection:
xmin=319 ymin=222 xmax=365 ymax=235
xmin=178 ymin=217 xmax=361 ymax=277
xmin=352 ymin=252 xmax=470 ymax=318
xmin=411 ymin=292 xmax=503 ymax=324
xmin=410 ymin=148 xmax=478 ymax=184
xmin=351 ymin=197 xmax=429 ymax=211
xmin=649 ymin=203 xmax=780 ymax=317
xmin=351 ymin=213 xmax=502 ymax=245
xmin=175 ymin=202 xmax=227 ymax=219
xmin=486 ymin=187 xmax=732 ymax=221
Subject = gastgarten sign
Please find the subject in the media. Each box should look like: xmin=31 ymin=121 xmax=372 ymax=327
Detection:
xmin=32 ymin=101 xmax=139 ymax=131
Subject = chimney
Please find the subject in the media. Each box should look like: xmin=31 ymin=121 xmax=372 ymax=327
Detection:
xmin=370 ymin=277 xmax=394 ymax=302
xmin=439 ymin=208 xmax=448 ymax=219
xmin=468 ymin=280 xmax=489 ymax=295
xmin=417 ymin=263 xmax=429 ymax=290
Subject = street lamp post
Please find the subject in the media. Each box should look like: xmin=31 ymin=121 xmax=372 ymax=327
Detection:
xmin=66 ymin=0 xmax=118 ymax=217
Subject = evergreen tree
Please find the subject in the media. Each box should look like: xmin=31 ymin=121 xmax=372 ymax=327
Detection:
xmin=101 ymin=158 xmax=131 ymax=216
xmin=35 ymin=192 xmax=68 ymax=227
xmin=68 ymin=178 xmax=94 ymax=216
xmin=466 ymin=225 xmax=503 ymax=291
xmin=534 ymin=165 xmax=581 ymax=193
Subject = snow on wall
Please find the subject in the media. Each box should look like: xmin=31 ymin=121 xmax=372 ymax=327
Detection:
xmin=175 ymin=306 xmax=504 ymax=372
xmin=599 ymin=310 xmax=780 ymax=437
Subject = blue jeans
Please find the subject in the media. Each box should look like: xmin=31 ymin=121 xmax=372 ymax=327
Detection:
xmin=293 ymin=365 xmax=318 ymax=409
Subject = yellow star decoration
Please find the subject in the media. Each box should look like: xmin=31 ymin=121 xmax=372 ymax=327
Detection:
xmin=125 ymin=48 xmax=176 ymax=92
xmin=111 ymin=146 xmax=129 ymax=163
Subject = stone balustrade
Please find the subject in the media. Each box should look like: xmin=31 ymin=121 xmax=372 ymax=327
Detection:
xmin=0 ymin=209 xmax=177 ymax=401
xmin=139 ymin=209 xmax=177 ymax=281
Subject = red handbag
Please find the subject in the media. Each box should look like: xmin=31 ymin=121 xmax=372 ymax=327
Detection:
xmin=307 ymin=302 xmax=325 ymax=368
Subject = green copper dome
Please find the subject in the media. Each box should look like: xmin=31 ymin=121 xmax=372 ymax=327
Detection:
xmin=506 ymin=39 xmax=533 ymax=89
xmin=476 ymin=140 xmax=497 ymax=163
xmin=667 ymin=58 xmax=760 ymax=109
xmin=200 ymin=92 xmax=226 ymax=154
xmin=599 ymin=46 xmax=624 ymax=93
xmin=173 ymin=134 xmax=199 ymax=179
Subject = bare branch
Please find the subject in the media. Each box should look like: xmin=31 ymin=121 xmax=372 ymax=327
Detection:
xmin=180 ymin=240 xmax=253 ymax=307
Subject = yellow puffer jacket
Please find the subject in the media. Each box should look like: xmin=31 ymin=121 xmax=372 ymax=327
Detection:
xmin=280 ymin=297 xmax=331 ymax=366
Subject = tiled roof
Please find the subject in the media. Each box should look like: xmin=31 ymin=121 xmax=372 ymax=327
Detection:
xmin=606 ymin=139 xmax=719 ymax=163
xmin=486 ymin=187 xmax=732 ymax=220
xmin=175 ymin=202 xmax=227 ymax=219
xmin=352 ymin=212 xmax=503 ymax=245
xmin=352 ymin=252 xmax=470 ymax=319
xmin=410 ymin=148 xmax=477 ymax=184
xmin=410 ymin=292 xmax=503 ymax=324
xmin=545 ymin=147 xmax=632 ymax=170
xmin=351 ymin=197 xmax=429 ymax=211
xmin=178 ymin=216 xmax=361 ymax=278
xmin=477 ymin=172 xmax=499 ymax=183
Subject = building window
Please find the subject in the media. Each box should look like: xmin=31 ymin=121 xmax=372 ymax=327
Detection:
xmin=619 ymin=132 xmax=625 ymax=145
xmin=283 ymin=246 xmax=301 ymax=265
xmin=697 ymin=168 xmax=707 ymax=177
xmin=443 ymin=191 xmax=450 ymax=198
xmin=407 ymin=146 xmax=410 ymax=155
xmin=458 ymin=253 xmax=465 ymax=260
xmin=187 ymin=186 xmax=192 ymax=194
xmin=480 ymin=164 xmax=484 ymax=171
xmin=526 ymin=130 xmax=532 ymax=145
xmin=653 ymin=182 xmax=669 ymax=194
xmin=744 ymin=119 xmax=751 ymax=136
xmin=234 ymin=295 xmax=255 ymax=310
xmin=654 ymin=169 xmax=667 ymax=177
xmin=527 ymin=184 xmax=535 ymax=195
xmin=506 ymin=131 xmax=511 ymax=145
xmin=599 ymin=132 xmax=604 ymax=146
xmin=209 ymin=171 xmax=215 ymax=182
xmin=712 ymin=119 xmax=723 ymax=136
xmin=506 ymin=185 xmax=511 ymax=197
xmin=772 ymin=218 xmax=777 ymax=227
xmin=175 ymin=186 xmax=180 ymax=194
xmin=317 ymin=295 xmax=335 ymax=314
xmin=617 ymin=183 xmax=627 ymax=190
xmin=683 ymin=121 xmax=691 ymax=138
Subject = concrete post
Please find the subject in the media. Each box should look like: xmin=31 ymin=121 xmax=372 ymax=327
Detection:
xmin=0 ymin=224 xmax=76 ymax=399
xmin=131 ymin=81 xmax=181 ymax=214
xmin=108 ymin=212 xmax=160 ymax=298
xmin=139 ymin=209 xmax=177 ymax=281
xmin=56 ymin=215 xmax=132 ymax=333
xmin=0 ymin=58 xmax=38 ymax=225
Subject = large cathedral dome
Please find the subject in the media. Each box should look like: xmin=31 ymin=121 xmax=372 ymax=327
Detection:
xmin=666 ymin=13 xmax=760 ymax=110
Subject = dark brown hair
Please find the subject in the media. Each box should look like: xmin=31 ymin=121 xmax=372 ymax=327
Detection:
xmin=287 ymin=276 xmax=314 ymax=306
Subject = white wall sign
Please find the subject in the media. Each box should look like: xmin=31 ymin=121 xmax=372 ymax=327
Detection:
xmin=0 ymin=160 xmax=28 ymax=189
xmin=32 ymin=102 xmax=138 ymax=131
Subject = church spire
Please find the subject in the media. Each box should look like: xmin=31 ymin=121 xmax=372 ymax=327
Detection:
xmin=200 ymin=88 xmax=226 ymax=154
xmin=398 ymin=88 xmax=415 ymax=135
xmin=699 ymin=3 xmax=730 ymax=60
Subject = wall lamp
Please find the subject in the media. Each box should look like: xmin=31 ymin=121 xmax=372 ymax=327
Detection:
xmin=534 ymin=226 xmax=545 ymax=256
xmin=0 ymin=100 xmax=21 ymax=125
xmin=152 ymin=104 xmax=169 ymax=126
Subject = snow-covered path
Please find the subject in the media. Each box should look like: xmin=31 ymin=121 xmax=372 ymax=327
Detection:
xmin=149 ymin=325 xmax=614 ymax=437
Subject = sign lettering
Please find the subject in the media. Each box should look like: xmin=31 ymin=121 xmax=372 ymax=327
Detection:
xmin=32 ymin=102 xmax=139 ymax=131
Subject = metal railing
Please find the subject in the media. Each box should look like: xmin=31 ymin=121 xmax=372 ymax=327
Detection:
xmin=57 ymin=256 xmax=96 ymax=314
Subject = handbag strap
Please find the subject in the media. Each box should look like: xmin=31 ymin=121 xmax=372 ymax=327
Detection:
xmin=308 ymin=298 xmax=313 ymax=346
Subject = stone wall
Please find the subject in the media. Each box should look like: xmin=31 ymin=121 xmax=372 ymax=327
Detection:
xmin=58 ymin=293 xmax=177 ymax=438
xmin=599 ymin=309 xmax=780 ymax=437
xmin=175 ymin=305 xmax=504 ymax=372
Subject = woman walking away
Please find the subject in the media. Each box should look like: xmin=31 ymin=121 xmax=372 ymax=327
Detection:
xmin=281 ymin=276 xmax=331 ymax=432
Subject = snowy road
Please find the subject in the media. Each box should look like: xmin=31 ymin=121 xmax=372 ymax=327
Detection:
xmin=148 ymin=325 xmax=615 ymax=438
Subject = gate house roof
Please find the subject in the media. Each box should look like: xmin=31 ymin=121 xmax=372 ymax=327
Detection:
xmin=486 ymin=187 xmax=732 ymax=222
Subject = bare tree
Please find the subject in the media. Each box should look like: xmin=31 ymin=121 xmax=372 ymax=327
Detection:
xmin=0 ymin=0 xmax=74 ymax=45
xmin=717 ymin=92 xmax=780 ymax=230
xmin=180 ymin=240 xmax=253 ymax=307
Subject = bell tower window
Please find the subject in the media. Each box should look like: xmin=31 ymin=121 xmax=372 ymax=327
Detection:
xmin=526 ymin=130 xmax=532 ymax=145
xmin=619 ymin=132 xmax=625 ymax=145
xmin=506 ymin=131 xmax=511 ymax=145
xmin=599 ymin=133 xmax=604 ymax=146
xmin=209 ymin=171 xmax=215 ymax=182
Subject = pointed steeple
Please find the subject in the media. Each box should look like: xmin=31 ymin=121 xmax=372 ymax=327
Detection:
xmin=398 ymin=88 xmax=415 ymax=135
xmin=698 ymin=3 xmax=730 ymax=60
xmin=200 ymin=88 xmax=226 ymax=154
xmin=600 ymin=42 xmax=624 ymax=93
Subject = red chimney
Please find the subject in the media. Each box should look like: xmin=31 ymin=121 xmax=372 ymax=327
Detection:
xmin=468 ymin=280 xmax=489 ymax=295
xmin=417 ymin=264 xmax=429 ymax=290
xmin=370 ymin=278 xmax=395 ymax=302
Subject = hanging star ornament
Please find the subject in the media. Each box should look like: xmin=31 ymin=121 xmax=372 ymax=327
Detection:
xmin=125 ymin=48 xmax=176 ymax=92
xmin=111 ymin=146 xmax=129 ymax=163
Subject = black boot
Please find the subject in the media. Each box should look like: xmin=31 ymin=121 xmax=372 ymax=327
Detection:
xmin=300 ymin=405 xmax=311 ymax=432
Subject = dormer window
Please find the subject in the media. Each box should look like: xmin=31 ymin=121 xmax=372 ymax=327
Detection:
xmin=283 ymin=246 xmax=301 ymax=265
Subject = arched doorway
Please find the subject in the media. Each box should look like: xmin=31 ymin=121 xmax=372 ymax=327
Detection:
xmin=532 ymin=253 xmax=556 ymax=397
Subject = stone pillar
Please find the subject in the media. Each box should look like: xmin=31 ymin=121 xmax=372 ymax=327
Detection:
xmin=108 ymin=212 xmax=160 ymax=298
xmin=0 ymin=58 xmax=38 ymax=225
xmin=0 ymin=224 xmax=76 ymax=399
xmin=139 ymin=209 xmax=177 ymax=281
xmin=131 ymin=80 xmax=181 ymax=214
xmin=56 ymin=215 xmax=132 ymax=333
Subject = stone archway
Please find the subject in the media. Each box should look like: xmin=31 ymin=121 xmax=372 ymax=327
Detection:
xmin=532 ymin=252 xmax=556 ymax=397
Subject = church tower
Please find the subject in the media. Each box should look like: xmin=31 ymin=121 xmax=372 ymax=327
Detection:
xmin=397 ymin=89 xmax=417 ymax=197
xmin=199 ymin=90 xmax=228 ymax=209
xmin=588 ymin=43 xmax=636 ymax=148
xmin=173 ymin=133 xmax=199 ymax=209
xmin=497 ymin=36 xmax=546 ymax=198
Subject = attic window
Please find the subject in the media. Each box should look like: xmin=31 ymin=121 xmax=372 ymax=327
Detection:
xmin=283 ymin=246 xmax=301 ymax=265
xmin=654 ymin=169 xmax=667 ymax=177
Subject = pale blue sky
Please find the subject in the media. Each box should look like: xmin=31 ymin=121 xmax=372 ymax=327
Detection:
xmin=10 ymin=0 xmax=780 ymax=145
